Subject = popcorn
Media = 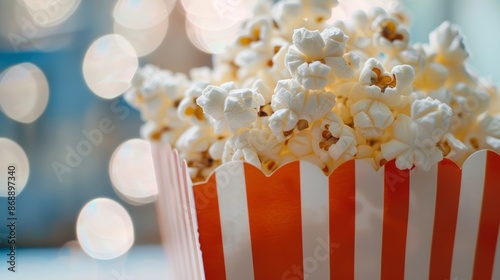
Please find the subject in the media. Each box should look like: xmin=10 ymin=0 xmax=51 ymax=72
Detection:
xmin=475 ymin=114 xmax=500 ymax=153
xmin=428 ymin=21 xmax=469 ymax=67
xmin=411 ymin=97 xmax=452 ymax=142
xmin=125 ymin=0 xmax=500 ymax=180
xmin=381 ymin=97 xmax=452 ymax=170
xmin=285 ymin=27 xmax=360 ymax=89
xmin=269 ymin=79 xmax=336 ymax=141
xmin=438 ymin=133 xmax=469 ymax=166
xmin=225 ymin=88 xmax=266 ymax=132
xmin=371 ymin=13 xmax=410 ymax=54
xmin=178 ymin=82 xmax=209 ymax=125
xmin=349 ymin=58 xmax=415 ymax=138
xmin=312 ymin=112 xmax=357 ymax=162
xmin=140 ymin=121 xmax=187 ymax=145
xmin=272 ymin=0 xmax=339 ymax=38
xmin=222 ymin=127 xmax=282 ymax=173
xmin=196 ymin=82 xmax=266 ymax=134
xmin=448 ymin=83 xmax=490 ymax=135
xmin=407 ymin=44 xmax=448 ymax=91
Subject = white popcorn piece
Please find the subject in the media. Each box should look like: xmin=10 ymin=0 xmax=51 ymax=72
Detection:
xmin=251 ymin=78 xmax=272 ymax=102
xmin=235 ymin=18 xmax=273 ymax=59
xmin=448 ymin=83 xmax=490 ymax=134
xmin=398 ymin=45 xmax=447 ymax=92
xmin=189 ymin=67 xmax=212 ymax=83
xmin=176 ymin=126 xmax=217 ymax=155
xmin=353 ymin=58 xmax=414 ymax=103
xmin=479 ymin=78 xmax=500 ymax=114
xmin=349 ymin=7 xmax=409 ymax=58
xmin=285 ymin=27 xmax=359 ymax=90
xmin=439 ymin=133 xmax=470 ymax=166
xmin=381 ymin=98 xmax=451 ymax=170
xmin=411 ymin=97 xmax=453 ymax=142
xmin=475 ymin=114 xmax=500 ymax=152
xmin=284 ymin=127 xmax=331 ymax=171
xmin=388 ymin=3 xmax=411 ymax=27
xmin=269 ymin=79 xmax=336 ymax=140
xmin=196 ymin=82 xmax=254 ymax=134
xmin=178 ymin=82 xmax=209 ymax=125
xmin=208 ymin=138 xmax=227 ymax=161
xmin=272 ymin=1 xmax=305 ymax=38
xmin=381 ymin=114 xmax=443 ymax=171
xmin=224 ymin=88 xmax=266 ymax=132
xmin=223 ymin=131 xmax=261 ymax=169
xmin=312 ymin=112 xmax=357 ymax=164
xmin=140 ymin=121 xmax=187 ymax=145
xmin=272 ymin=0 xmax=338 ymax=39
xmin=372 ymin=15 xmax=410 ymax=54
xmin=428 ymin=88 xmax=452 ymax=105
xmin=126 ymin=68 xmax=189 ymax=125
xmin=350 ymin=99 xmax=394 ymax=138
xmin=429 ymin=21 xmax=469 ymax=66
xmin=247 ymin=127 xmax=283 ymax=161
xmin=197 ymin=84 xmax=231 ymax=133
xmin=349 ymin=58 xmax=415 ymax=138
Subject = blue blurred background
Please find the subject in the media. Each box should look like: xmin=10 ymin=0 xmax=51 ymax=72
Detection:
xmin=0 ymin=0 xmax=499 ymax=249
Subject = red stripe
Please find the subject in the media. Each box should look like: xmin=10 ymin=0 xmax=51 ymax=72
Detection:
xmin=193 ymin=174 xmax=226 ymax=280
xmin=329 ymin=160 xmax=356 ymax=280
xmin=381 ymin=160 xmax=410 ymax=279
xmin=245 ymin=162 xmax=304 ymax=279
xmin=472 ymin=151 xmax=500 ymax=279
xmin=428 ymin=159 xmax=462 ymax=279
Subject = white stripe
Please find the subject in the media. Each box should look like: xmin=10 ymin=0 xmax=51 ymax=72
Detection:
xmin=167 ymin=148 xmax=190 ymax=280
xmin=355 ymin=160 xmax=385 ymax=280
xmin=300 ymin=161 xmax=330 ymax=279
xmin=216 ymin=162 xmax=254 ymax=280
xmin=152 ymin=144 xmax=184 ymax=279
xmin=404 ymin=165 xmax=438 ymax=280
xmin=175 ymin=152 xmax=203 ymax=280
xmin=451 ymin=150 xmax=487 ymax=279
xmin=182 ymin=162 xmax=206 ymax=280
xmin=493 ymin=222 xmax=500 ymax=280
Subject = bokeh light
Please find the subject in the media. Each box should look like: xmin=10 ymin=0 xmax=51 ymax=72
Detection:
xmin=22 ymin=0 xmax=81 ymax=28
xmin=76 ymin=198 xmax=134 ymax=260
xmin=113 ymin=0 xmax=171 ymax=56
xmin=109 ymin=139 xmax=158 ymax=205
xmin=113 ymin=15 xmax=169 ymax=56
xmin=0 ymin=138 xmax=30 ymax=197
xmin=0 ymin=63 xmax=49 ymax=123
xmin=82 ymin=34 xmax=138 ymax=99
xmin=185 ymin=18 xmax=240 ymax=54
xmin=331 ymin=0 xmax=401 ymax=21
xmin=183 ymin=0 xmax=257 ymax=54
xmin=113 ymin=0 xmax=170 ymax=30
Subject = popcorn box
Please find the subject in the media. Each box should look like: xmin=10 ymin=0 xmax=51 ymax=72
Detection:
xmin=151 ymin=143 xmax=500 ymax=280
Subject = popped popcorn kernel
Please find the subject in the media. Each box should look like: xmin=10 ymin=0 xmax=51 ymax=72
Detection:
xmin=285 ymin=27 xmax=359 ymax=90
xmin=124 ymin=0 xmax=500 ymax=181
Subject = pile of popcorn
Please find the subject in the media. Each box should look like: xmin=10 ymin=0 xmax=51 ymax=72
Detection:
xmin=125 ymin=0 xmax=500 ymax=182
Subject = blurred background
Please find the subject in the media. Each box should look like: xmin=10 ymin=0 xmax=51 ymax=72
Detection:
xmin=0 ymin=0 xmax=499 ymax=261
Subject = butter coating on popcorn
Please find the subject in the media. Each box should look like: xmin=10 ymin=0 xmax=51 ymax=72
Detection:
xmin=124 ymin=0 xmax=500 ymax=180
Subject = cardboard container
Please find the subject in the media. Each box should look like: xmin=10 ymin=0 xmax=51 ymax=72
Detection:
xmin=151 ymin=143 xmax=500 ymax=280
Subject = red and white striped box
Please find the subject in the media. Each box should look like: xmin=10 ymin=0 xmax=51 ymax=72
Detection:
xmin=151 ymin=143 xmax=500 ymax=280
